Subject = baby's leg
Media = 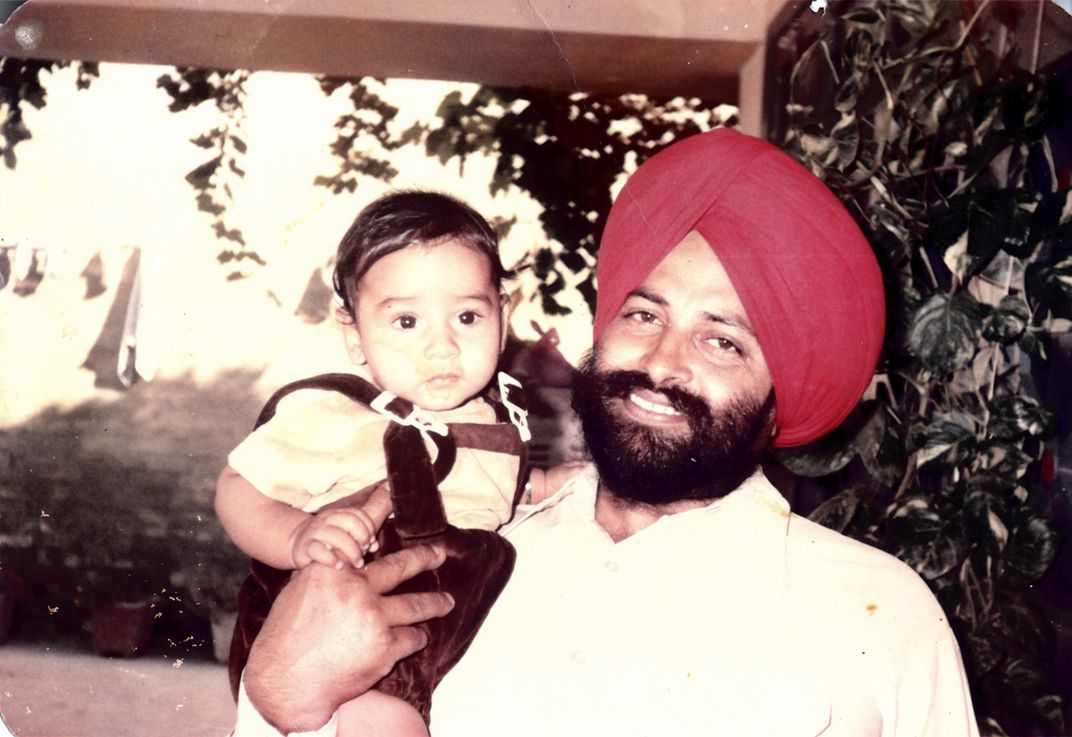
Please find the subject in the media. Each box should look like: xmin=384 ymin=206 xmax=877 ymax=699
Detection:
xmin=336 ymin=690 xmax=428 ymax=737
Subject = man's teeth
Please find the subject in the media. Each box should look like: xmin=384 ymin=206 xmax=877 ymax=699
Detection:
xmin=629 ymin=393 xmax=680 ymax=416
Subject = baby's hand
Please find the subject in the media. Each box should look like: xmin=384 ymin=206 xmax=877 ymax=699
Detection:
xmin=290 ymin=486 xmax=392 ymax=569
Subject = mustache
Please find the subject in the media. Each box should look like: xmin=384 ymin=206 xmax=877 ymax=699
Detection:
xmin=594 ymin=369 xmax=713 ymax=422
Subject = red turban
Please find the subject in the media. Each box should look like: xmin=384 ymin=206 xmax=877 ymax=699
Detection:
xmin=593 ymin=128 xmax=885 ymax=448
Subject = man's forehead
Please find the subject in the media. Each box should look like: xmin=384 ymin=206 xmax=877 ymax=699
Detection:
xmin=630 ymin=231 xmax=752 ymax=320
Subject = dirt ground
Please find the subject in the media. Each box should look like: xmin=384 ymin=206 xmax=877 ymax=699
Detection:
xmin=0 ymin=641 xmax=234 ymax=736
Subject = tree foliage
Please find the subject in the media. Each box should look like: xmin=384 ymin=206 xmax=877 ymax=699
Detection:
xmin=776 ymin=2 xmax=1069 ymax=734
xmin=156 ymin=67 xmax=260 ymax=279
xmin=0 ymin=58 xmax=97 ymax=168
xmin=413 ymin=89 xmax=732 ymax=317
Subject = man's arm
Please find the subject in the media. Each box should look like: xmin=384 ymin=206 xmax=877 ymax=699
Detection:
xmin=238 ymin=545 xmax=455 ymax=735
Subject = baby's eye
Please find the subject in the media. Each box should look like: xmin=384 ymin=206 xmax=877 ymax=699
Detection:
xmin=458 ymin=310 xmax=482 ymax=326
xmin=394 ymin=315 xmax=418 ymax=330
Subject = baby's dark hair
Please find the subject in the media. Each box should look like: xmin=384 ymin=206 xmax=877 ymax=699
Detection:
xmin=333 ymin=190 xmax=506 ymax=320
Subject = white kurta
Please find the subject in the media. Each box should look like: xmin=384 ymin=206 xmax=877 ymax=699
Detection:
xmin=430 ymin=466 xmax=978 ymax=737
xmin=234 ymin=465 xmax=979 ymax=737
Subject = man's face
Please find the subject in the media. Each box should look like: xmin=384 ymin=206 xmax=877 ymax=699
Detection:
xmin=572 ymin=231 xmax=776 ymax=504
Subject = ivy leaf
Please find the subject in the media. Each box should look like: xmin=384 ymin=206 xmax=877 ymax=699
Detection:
xmin=915 ymin=411 xmax=976 ymax=469
xmin=997 ymin=508 xmax=1059 ymax=587
xmin=983 ymin=596 xmax=1056 ymax=661
xmin=886 ymin=499 xmax=970 ymax=580
xmin=1025 ymin=255 xmax=1072 ymax=321
xmin=851 ymin=406 xmax=904 ymax=487
xmin=964 ymin=629 xmax=1003 ymax=678
xmin=907 ymin=292 xmax=982 ymax=375
xmin=987 ymin=395 xmax=1055 ymax=441
xmin=808 ymin=486 xmax=865 ymax=533
xmin=982 ymin=659 xmax=1066 ymax=737
xmin=185 ymin=157 xmax=221 ymax=189
xmin=963 ymin=484 xmax=1010 ymax=555
xmin=831 ymin=113 xmax=859 ymax=170
xmin=189 ymin=133 xmax=216 ymax=149
xmin=981 ymin=295 xmax=1030 ymax=343
xmin=773 ymin=420 xmax=857 ymax=477
xmin=1018 ymin=327 xmax=1049 ymax=362
xmin=840 ymin=6 xmax=882 ymax=24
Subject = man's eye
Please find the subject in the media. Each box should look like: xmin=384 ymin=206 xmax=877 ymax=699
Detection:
xmin=458 ymin=311 xmax=481 ymax=326
xmin=707 ymin=336 xmax=740 ymax=353
xmin=394 ymin=315 xmax=418 ymax=329
xmin=624 ymin=310 xmax=658 ymax=324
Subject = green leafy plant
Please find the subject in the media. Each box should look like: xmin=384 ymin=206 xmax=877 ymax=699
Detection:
xmin=157 ymin=67 xmax=259 ymax=279
xmin=415 ymin=89 xmax=733 ymax=317
xmin=774 ymin=2 xmax=1069 ymax=734
xmin=0 ymin=58 xmax=98 ymax=168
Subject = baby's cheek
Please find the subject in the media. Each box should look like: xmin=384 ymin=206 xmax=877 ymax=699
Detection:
xmin=377 ymin=335 xmax=437 ymax=378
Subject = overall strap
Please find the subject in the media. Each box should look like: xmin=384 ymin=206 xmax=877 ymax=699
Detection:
xmin=252 ymin=372 xmax=458 ymax=483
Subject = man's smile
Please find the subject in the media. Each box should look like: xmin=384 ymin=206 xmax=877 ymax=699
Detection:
xmin=616 ymin=389 xmax=689 ymax=429
xmin=628 ymin=391 xmax=681 ymax=416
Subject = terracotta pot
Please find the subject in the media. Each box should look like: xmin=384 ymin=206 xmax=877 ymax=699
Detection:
xmin=91 ymin=600 xmax=154 ymax=657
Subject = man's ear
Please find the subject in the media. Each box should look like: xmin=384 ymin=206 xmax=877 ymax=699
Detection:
xmin=342 ymin=322 xmax=368 ymax=366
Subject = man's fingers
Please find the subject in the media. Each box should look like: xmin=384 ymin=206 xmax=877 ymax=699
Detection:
xmin=383 ymin=590 xmax=455 ymax=627
xmin=387 ymin=624 xmax=432 ymax=661
xmin=364 ymin=544 xmax=447 ymax=594
xmin=362 ymin=483 xmax=394 ymax=528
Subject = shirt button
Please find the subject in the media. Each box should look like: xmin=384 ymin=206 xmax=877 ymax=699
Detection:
xmin=571 ymin=650 xmax=587 ymax=663
xmin=605 ymin=560 xmax=619 ymax=572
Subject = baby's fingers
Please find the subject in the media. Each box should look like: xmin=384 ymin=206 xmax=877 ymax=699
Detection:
xmin=303 ymin=540 xmax=340 ymax=569
xmin=308 ymin=525 xmax=365 ymax=568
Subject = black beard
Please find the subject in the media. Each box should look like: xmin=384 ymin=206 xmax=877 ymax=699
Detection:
xmin=570 ymin=352 xmax=775 ymax=505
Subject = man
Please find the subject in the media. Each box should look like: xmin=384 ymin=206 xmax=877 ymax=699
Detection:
xmin=235 ymin=129 xmax=980 ymax=737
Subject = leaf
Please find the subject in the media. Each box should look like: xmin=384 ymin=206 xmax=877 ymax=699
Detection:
xmin=1025 ymin=255 xmax=1072 ymax=320
xmin=963 ymin=484 xmax=1010 ymax=555
xmin=840 ymin=6 xmax=882 ymax=24
xmin=850 ymin=406 xmax=904 ymax=487
xmin=887 ymin=506 xmax=970 ymax=580
xmin=981 ymin=659 xmax=1066 ymax=737
xmin=981 ymin=295 xmax=1030 ymax=343
xmin=906 ymin=292 xmax=982 ymax=375
xmin=982 ymin=596 xmax=1055 ymax=661
xmin=799 ymin=123 xmax=838 ymax=168
xmin=184 ymin=157 xmax=221 ymax=189
xmin=915 ymin=411 xmax=976 ymax=469
xmin=774 ymin=437 xmax=855 ymax=478
xmin=997 ymin=508 xmax=1058 ymax=587
xmin=808 ymin=486 xmax=865 ymax=533
xmin=987 ymin=395 xmax=1055 ymax=440
xmin=189 ymin=133 xmax=216 ymax=149
xmin=831 ymin=113 xmax=859 ymax=170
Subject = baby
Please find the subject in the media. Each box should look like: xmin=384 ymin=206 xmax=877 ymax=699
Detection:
xmin=217 ymin=190 xmax=541 ymax=735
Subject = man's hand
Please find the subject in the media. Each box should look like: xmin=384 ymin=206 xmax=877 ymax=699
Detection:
xmin=243 ymin=545 xmax=455 ymax=734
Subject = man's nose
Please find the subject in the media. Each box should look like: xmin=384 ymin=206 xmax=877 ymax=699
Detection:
xmin=425 ymin=328 xmax=460 ymax=360
xmin=643 ymin=328 xmax=692 ymax=386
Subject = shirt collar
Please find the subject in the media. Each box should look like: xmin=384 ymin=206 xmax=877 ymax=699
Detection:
xmin=511 ymin=463 xmax=791 ymax=535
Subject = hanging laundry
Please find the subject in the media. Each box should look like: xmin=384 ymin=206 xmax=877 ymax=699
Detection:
xmin=81 ymin=252 xmax=107 ymax=299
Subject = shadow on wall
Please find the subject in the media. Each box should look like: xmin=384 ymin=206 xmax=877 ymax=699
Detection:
xmin=0 ymin=368 xmax=263 ymax=649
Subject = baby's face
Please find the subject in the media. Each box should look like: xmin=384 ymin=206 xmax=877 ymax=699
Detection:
xmin=345 ymin=239 xmax=506 ymax=412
